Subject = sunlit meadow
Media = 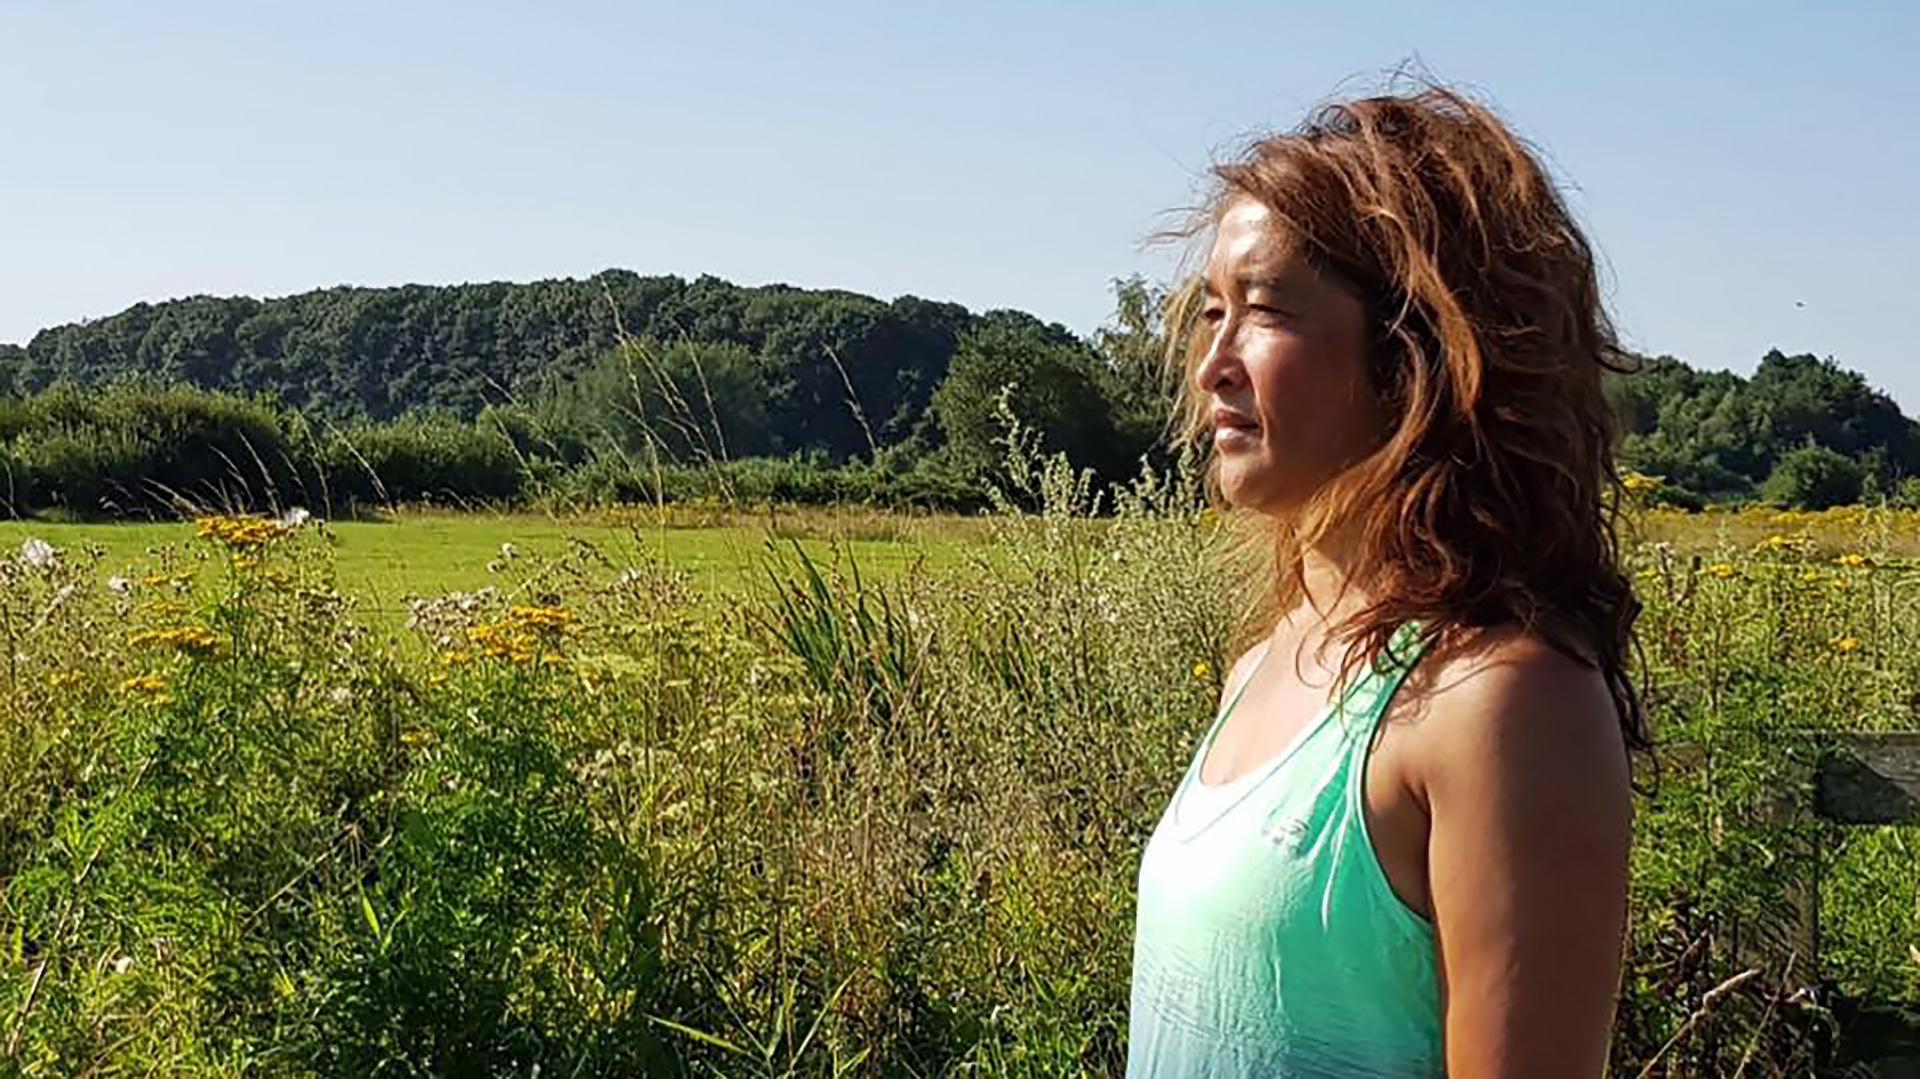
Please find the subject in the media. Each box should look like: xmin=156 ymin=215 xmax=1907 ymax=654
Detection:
xmin=1 ymin=450 xmax=1917 ymax=1076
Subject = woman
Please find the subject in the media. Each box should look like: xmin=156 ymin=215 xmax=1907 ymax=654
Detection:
xmin=1128 ymin=83 xmax=1648 ymax=1077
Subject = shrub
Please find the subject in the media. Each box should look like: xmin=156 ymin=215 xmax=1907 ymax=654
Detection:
xmin=1762 ymin=441 xmax=1866 ymax=510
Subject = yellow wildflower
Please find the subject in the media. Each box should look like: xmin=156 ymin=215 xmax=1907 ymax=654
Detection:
xmin=1193 ymin=660 xmax=1213 ymax=681
xmin=140 ymin=569 xmax=196 ymax=591
xmin=128 ymin=625 xmax=224 ymax=656
xmin=507 ymin=604 xmax=576 ymax=628
xmin=1833 ymin=553 xmax=1868 ymax=568
xmin=1707 ymin=563 xmax=1735 ymax=579
xmin=1831 ymin=635 xmax=1861 ymax=653
xmin=1621 ymin=472 xmax=1661 ymax=492
xmin=193 ymin=514 xmax=290 ymax=551
xmin=118 ymin=673 xmax=169 ymax=697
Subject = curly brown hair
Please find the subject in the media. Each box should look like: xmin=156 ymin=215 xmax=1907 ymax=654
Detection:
xmin=1166 ymin=81 xmax=1650 ymax=755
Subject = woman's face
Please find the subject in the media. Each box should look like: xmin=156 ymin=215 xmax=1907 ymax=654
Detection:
xmin=1195 ymin=197 xmax=1387 ymax=517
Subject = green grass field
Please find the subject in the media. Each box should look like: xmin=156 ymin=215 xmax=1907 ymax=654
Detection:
xmin=0 ymin=505 xmax=986 ymax=636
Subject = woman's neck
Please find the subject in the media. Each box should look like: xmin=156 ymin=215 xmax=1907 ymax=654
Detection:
xmin=1300 ymin=523 xmax=1372 ymax=621
xmin=1273 ymin=525 xmax=1377 ymax=655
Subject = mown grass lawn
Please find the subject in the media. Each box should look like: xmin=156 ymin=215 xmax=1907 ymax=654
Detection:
xmin=0 ymin=504 xmax=987 ymax=635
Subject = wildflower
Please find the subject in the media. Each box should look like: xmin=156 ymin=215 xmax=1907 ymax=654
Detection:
xmin=1621 ymin=472 xmax=1661 ymax=492
xmin=107 ymin=575 xmax=132 ymax=595
xmin=194 ymin=514 xmax=289 ymax=550
xmin=46 ymin=670 xmax=83 ymax=690
xmin=1707 ymin=563 xmax=1735 ymax=579
xmin=499 ymin=542 xmax=518 ymax=559
xmin=1831 ymin=635 xmax=1861 ymax=654
xmin=279 ymin=506 xmax=311 ymax=528
xmin=19 ymin=538 xmax=55 ymax=569
xmin=118 ymin=673 xmax=169 ymax=696
xmin=1833 ymin=553 xmax=1868 ymax=568
xmin=508 ymin=604 xmax=576 ymax=629
xmin=1800 ymin=568 xmax=1823 ymax=582
xmin=128 ymin=625 xmax=224 ymax=656
xmin=140 ymin=569 xmax=194 ymax=591
xmin=1193 ymin=660 xmax=1213 ymax=682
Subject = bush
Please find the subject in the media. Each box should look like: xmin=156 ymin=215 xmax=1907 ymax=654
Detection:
xmin=1762 ymin=442 xmax=1866 ymax=509
xmin=320 ymin=417 xmax=526 ymax=508
xmin=3 ymin=382 xmax=300 ymax=516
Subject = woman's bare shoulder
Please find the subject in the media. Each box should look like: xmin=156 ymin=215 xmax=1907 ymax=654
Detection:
xmin=1400 ymin=623 xmax=1627 ymax=801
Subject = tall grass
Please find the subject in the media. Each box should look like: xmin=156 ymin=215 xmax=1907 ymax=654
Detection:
xmin=0 ymin=435 xmax=1916 ymax=1075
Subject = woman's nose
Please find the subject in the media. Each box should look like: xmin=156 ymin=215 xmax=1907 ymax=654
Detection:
xmin=1194 ymin=323 xmax=1242 ymax=393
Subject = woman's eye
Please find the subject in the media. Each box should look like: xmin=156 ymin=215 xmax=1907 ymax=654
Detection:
xmin=1201 ymin=306 xmax=1226 ymax=323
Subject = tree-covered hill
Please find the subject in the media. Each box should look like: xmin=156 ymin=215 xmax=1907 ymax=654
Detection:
xmin=5 ymin=273 xmax=1917 ymax=510
xmin=1608 ymin=349 xmax=1920 ymax=506
xmin=1 ymin=271 xmax=1050 ymax=461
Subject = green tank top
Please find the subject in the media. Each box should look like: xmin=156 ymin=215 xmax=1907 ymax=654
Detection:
xmin=1128 ymin=621 xmax=1444 ymax=1077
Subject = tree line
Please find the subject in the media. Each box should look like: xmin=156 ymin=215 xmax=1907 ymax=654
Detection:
xmin=0 ymin=272 xmax=1911 ymax=516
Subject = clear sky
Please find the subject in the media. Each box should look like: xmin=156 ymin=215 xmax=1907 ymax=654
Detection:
xmin=4 ymin=1 xmax=1916 ymax=407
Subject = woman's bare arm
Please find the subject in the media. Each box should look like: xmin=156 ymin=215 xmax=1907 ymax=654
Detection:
xmin=1416 ymin=632 xmax=1633 ymax=1077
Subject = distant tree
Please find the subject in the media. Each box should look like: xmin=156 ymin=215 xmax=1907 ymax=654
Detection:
xmin=1094 ymin=275 xmax=1179 ymax=471
xmin=0 ymin=343 xmax=27 ymax=394
xmin=541 ymin=338 xmax=773 ymax=465
xmin=932 ymin=314 xmax=1135 ymax=483
xmin=1761 ymin=440 xmax=1865 ymax=509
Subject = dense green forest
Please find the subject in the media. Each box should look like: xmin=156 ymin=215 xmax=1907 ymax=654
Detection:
xmin=0 ymin=271 xmax=1912 ymax=516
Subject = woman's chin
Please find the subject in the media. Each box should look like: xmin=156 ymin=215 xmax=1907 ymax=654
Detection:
xmin=1217 ymin=463 xmax=1310 ymax=518
xmin=1217 ymin=462 xmax=1274 ymax=512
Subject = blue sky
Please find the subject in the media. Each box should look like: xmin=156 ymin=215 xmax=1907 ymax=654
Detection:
xmin=4 ymin=1 xmax=1916 ymax=407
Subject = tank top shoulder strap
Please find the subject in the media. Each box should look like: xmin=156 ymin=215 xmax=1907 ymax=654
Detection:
xmin=1328 ymin=620 xmax=1433 ymax=744
xmin=1187 ymin=640 xmax=1274 ymax=773
xmin=1194 ymin=621 xmax=1430 ymax=765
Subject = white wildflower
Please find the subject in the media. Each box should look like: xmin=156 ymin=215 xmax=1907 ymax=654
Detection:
xmin=327 ymin=686 xmax=353 ymax=706
xmin=107 ymin=575 xmax=132 ymax=595
xmin=19 ymin=538 xmax=55 ymax=569
xmin=499 ymin=542 xmax=518 ymax=559
xmin=279 ymin=506 xmax=312 ymax=528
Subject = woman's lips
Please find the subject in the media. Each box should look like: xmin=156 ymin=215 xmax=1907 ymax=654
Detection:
xmin=1212 ymin=408 xmax=1260 ymax=449
xmin=1213 ymin=425 xmax=1259 ymax=450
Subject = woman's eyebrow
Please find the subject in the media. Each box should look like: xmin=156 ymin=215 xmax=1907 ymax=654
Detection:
xmin=1241 ymin=276 xmax=1304 ymax=300
xmin=1203 ymin=275 xmax=1296 ymax=299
